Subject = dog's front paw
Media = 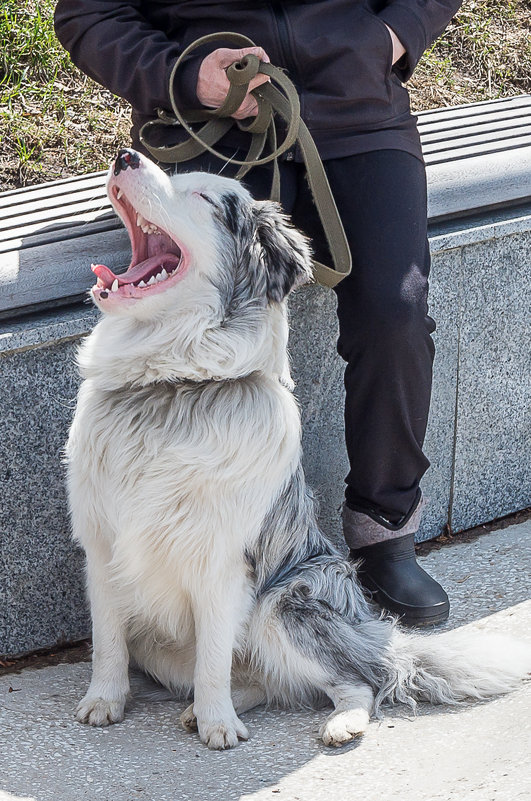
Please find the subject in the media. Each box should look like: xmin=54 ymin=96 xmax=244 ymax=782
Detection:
xmin=75 ymin=695 xmax=126 ymax=727
xmin=319 ymin=708 xmax=369 ymax=747
xmin=198 ymin=715 xmax=249 ymax=750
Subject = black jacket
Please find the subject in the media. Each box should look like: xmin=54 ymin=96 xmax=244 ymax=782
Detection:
xmin=54 ymin=0 xmax=463 ymax=161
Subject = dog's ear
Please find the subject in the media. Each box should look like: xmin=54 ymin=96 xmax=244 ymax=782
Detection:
xmin=252 ymin=201 xmax=314 ymax=302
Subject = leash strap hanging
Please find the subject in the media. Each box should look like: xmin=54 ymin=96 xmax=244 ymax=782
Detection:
xmin=139 ymin=32 xmax=352 ymax=288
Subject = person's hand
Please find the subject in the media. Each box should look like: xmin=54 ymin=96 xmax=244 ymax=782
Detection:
xmin=384 ymin=24 xmax=406 ymax=65
xmin=196 ymin=47 xmax=271 ymax=120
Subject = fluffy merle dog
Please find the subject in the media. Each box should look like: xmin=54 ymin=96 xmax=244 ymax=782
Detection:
xmin=65 ymin=150 xmax=530 ymax=750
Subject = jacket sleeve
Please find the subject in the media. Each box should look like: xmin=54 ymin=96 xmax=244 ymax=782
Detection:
xmin=53 ymin=0 xmax=201 ymax=115
xmin=378 ymin=0 xmax=464 ymax=81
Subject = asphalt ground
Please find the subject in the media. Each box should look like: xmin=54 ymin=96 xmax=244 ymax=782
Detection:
xmin=1 ymin=521 xmax=530 ymax=801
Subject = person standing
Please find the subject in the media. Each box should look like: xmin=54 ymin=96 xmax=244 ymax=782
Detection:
xmin=54 ymin=0 xmax=463 ymax=625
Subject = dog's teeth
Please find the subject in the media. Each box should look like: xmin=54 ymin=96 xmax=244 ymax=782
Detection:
xmin=160 ymin=268 xmax=168 ymax=280
xmin=138 ymin=280 xmax=146 ymax=288
xmin=147 ymin=276 xmax=156 ymax=285
xmin=136 ymin=213 xmax=142 ymax=227
xmin=116 ymin=189 xmax=123 ymax=200
xmin=111 ymin=279 xmax=119 ymax=292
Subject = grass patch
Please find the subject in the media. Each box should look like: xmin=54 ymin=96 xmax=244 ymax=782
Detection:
xmin=0 ymin=0 xmax=131 ymax=188
xmin=1 ymin=0 xmax=530 ymax=190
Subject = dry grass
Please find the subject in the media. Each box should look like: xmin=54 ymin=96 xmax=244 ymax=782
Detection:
xmin=1 ymin=0 xmax=530 ymax=191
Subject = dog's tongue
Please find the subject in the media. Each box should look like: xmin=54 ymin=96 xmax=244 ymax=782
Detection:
xmin=91 ymin=253 xmax=181 ymax=289
xmin=91 ymin=264 xmax=116 ymax=287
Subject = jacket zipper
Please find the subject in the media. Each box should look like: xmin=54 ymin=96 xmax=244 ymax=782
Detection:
xmin=269 ymin=2 xmax=302 ymax=90
xmin=269 ymin=1 xmax=303 ymax=157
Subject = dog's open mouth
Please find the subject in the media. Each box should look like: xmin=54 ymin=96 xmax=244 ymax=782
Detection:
xmin=92 ymin=185 xmax=187 ymax=300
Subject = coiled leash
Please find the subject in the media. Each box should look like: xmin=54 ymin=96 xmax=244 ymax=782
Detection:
xmin=139 ymin=32 xmax=351 ymax=288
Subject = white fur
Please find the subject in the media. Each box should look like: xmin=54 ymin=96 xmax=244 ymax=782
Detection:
xmin=66 ymin=157 xmax=531 ymax=750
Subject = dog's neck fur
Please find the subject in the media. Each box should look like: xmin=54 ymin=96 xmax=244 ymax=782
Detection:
xmin=78 ymin=300 xmax=292 ymax=390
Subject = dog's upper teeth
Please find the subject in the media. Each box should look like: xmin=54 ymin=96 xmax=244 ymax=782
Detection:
xmin=111 ymin=279 xmax=119 ymax=292
xmin=147 ymin=275 xmax=156 ymax=285
xmin=116 ymin=189 xmax=123 ymax=200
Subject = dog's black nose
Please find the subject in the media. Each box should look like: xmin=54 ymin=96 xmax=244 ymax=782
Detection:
xmin=114 ymin=148 xmax=141 ymax=176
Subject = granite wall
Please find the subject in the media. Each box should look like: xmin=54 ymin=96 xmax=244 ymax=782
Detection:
xmin=1 ymin=205 xmax=529 ymax=657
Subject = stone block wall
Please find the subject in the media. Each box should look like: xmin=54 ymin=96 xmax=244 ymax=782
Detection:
xmin=1 ymin=204 xmax=529 ymax=657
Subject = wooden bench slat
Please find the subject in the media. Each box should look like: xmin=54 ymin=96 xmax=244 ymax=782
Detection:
xmin=417 ymin=95 xmax=531 ymax=125
xmin=0 ymin=186 xmax=110 ymax=224
xmin=424 ymin=134 xmax=531 ymax=164
xmin=0 ymin=210 xmax=118 ymax=249
xmin=0 ymin=197 xmax=118 ymax=237
xmin=421 ymin=120 xmax=531 ymax=148
xmin=0 ymin=217 xmax=120 ymax=255
xmin=422 ymin=127 xmax=531 ymax=154
xmin=0 ymin=173 xmax=107 ymax=210
xmin=419 ymin=109 xmax=531 ymax=138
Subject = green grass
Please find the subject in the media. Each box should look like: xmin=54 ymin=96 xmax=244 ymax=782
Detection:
xmin=0 ymin=0 xmax=71 ymax=95
xmin=410 ymin=0 xmax=531 ymax=106
xmin=1 ymin=0 xmax=530 ymax=190
xmin=0 ymin=0 xmax=131 ymax=188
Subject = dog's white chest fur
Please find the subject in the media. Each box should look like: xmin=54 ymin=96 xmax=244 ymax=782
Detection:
xmin=67 ymin=369 xmax=301 ymax=636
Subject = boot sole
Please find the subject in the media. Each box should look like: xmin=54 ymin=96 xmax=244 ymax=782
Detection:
xmin=360 ymin=577 xmax=450 ymax=627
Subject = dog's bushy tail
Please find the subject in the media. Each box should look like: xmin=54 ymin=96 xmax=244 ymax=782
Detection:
xmin=375 ymin=627 xmax=531 ymax=713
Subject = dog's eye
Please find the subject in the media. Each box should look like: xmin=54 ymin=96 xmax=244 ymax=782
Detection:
xmin=198 ymin=192 xmax=217 ymax=207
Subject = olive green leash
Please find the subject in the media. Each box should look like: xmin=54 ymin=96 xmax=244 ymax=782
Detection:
xmin=139 ymin=32 xmax=352 ymax=288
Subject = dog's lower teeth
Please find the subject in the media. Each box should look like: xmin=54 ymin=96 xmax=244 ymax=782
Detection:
xmin=111 ymin=279 xmax=119 ymax=292
xmin=138 ymin=280 xmax=146 ymax=288
xmin=148 ymin=276 xmax=156 ymax=285
xmin=116 ymin=189 xmax=123 ymax=200
xmin=160 ymin=268 xmax=168 ymax=280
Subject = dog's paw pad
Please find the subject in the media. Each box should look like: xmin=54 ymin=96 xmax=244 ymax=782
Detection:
xmin=180 ymin=703 xmax=198 ymax=732
xmin=199 ymin=718 xmax=249 ymax=750
xmin=75 ymin=696 xmax=125 ymax=727
xmin=319 ymin=708 xmax=369 ymax=747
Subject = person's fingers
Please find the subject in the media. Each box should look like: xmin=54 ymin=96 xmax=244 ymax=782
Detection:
xmin=217 ymin=46 xmax=271 ymax=68
xmin=232 ymin=97 xmax=259 ymax=119
xmin=248 ymin=73 xmax=271 ymax=93
xmin=197 ymin=46 xmax=271 ymax=116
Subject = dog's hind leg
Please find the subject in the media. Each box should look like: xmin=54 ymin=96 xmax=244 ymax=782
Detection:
xmin=318 ymin=681 xmax=374 ymax=746
xmin=75 ymin=538 xmax=130 ymax=727
xmin=248 ymin=577 xmax=391 ymax=746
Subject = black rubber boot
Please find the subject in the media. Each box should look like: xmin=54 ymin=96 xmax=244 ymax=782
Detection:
xmin=350 ymin=533 xmax=450 ymax=626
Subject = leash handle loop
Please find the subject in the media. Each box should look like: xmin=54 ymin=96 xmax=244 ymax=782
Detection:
xmin=138 ymin=31 xmax=352 ymax=287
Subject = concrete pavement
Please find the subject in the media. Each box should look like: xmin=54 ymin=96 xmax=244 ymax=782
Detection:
xmin=1 ymin=521 xmax=530 ymax=801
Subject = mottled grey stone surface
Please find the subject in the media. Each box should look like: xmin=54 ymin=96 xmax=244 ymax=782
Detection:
xmin=0 ymin=342 xmax=90 ymax=657
xmin=417 ymin=248 xmax=459 ymax=541
xmin=288 ymin=284 xmax=347 ymax=548
xmin=1 ymin=204 xmax=530 ymax=656
xmin=0 ymin=523 xmax=529 ymax=801
xmin=451 ymin=230 xmax=531 ymax=531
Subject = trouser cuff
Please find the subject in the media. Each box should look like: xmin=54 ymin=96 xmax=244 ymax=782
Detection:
xmin=342 ymin=495 xmax=426 ymax=550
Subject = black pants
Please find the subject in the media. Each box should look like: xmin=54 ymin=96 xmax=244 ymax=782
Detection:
xmin=176 ymin=148 xmax=435 ymax=527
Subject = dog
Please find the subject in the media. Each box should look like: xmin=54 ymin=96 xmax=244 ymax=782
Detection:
xmin=65 ymin=148 xmax=530 ymax=750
